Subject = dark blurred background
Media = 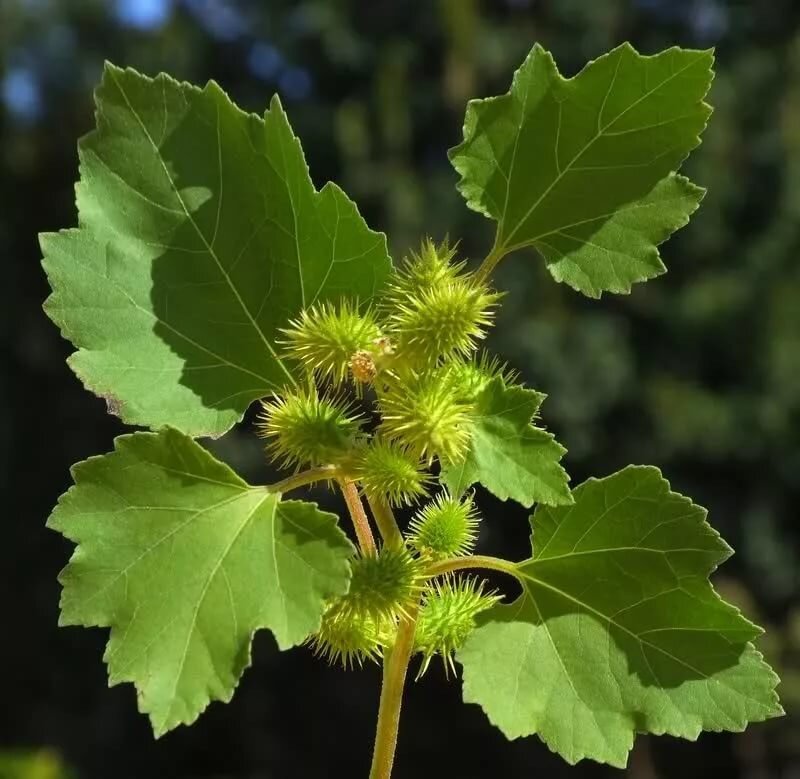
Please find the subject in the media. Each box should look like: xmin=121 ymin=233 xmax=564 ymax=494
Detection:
xmin=1 ymin=0 xmax=799 ymax=777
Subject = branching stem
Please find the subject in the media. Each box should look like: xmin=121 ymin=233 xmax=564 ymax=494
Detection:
xmin=368 ymin=553 xmax=520 ymax=779
xmin=368 ymin=604 xmax=420 ymax=779
xmin=339 ymin=479 xmax=377 ymax=555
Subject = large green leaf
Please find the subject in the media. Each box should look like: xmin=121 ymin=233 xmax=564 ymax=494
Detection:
xmin=48 ymin=428 xmax=353 ymax=735
xmin=41 ymin=64 xmax=391 ymax=437
xmin=458 ymin=466 xmax=782 ymax=767
xmin=441 ymin=377 xmax=572 ymax=507
xmin=449 ymin=43 xmax=712 ymax=296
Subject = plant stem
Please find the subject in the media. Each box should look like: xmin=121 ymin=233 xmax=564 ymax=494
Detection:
xmin=366 ymin=492 xmax=404 ymax=548
xmin=474 ymin=243 xmax=506 ymax=284
xmin=368 ymin=605 xmax=420 ymax=779
xmin=339 ymin=479 xmax=377 ymax=556
xmin=424 ymin=554 xmax=519 ymax=579
xmin=263 ymin=465 xmax=343 ymax=494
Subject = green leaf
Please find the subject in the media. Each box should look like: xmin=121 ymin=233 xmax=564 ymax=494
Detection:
xmin=449 ymin=43 xmax=712 ymax=297
xmin=458 ymin=466 xmax=782 ymax=767
xmin=48 ymin=428 xmax=353 ymax=735
xmin=441 ymin=377 xmax=572 ymax=507
xmin=41 ymin=64 xmax=391 ymax=437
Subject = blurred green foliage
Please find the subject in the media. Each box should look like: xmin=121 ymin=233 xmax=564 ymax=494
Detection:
xmin=1 ymin=1 xmax=797 ymax=777
xmin=0 ymin=750 xmax=72 ymax=779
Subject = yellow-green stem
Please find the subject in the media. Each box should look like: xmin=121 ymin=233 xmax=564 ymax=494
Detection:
xmin=474 ymin=243 xmax=506 ymax=284
xmin=340 ymin=479 xmax=377 ymax=556
xmin=368 ymin=604 xmax=420 ymax=779
xmin=263 ymin=465 xmax=343 ymax=494
xmin=366 ymin=492 xmax=404 ymax=548
xmin=425 ymin=554 xmax=519 ymax=579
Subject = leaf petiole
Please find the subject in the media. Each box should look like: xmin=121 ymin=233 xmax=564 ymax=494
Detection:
xmin=263 ymin=464 xmax=346 ymax=494
xmin=424 ymin=554 xmax=520 ymax=580
xmin=474 ymin=243 xmax=507 ymax=284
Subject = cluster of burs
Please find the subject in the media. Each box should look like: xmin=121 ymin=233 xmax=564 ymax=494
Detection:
xmin=258 ymin=240 xmax=512 ymax=673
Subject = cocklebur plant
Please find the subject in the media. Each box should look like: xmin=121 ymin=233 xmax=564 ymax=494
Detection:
xmin=41 ymin=43 xmax=783 ymax=778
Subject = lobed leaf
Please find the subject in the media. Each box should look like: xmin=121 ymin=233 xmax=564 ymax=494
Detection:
xmin=48 ymin=428 xmax=354 ymax=735
xmin=41 ymin=64 xmax=391 ymax=437
xmin=449 ymin=43 xmax=712 ymax=296
xmin=458 ymin=466 xmax=782 ymax=766
xmin=440 ymin=377 xmax=572 ymax=507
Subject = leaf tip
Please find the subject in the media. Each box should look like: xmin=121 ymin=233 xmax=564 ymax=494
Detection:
xmin=268 ymin=92 xmax=285 ymax=114
xmin=101 ymin=59 xmax=124 ymax=77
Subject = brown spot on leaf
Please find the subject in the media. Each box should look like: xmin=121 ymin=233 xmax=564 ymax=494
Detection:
xmin=103 ymin=394 xmax=123 ymax=418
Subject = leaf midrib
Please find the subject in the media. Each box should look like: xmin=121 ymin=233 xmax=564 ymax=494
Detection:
xmin=62 ymin=489 xmax=255 ymax=614
xmin=108 ymin=68 xmax=296 ymax=388
xmin=520 ymin=571 xmax=720 ymax=681
xmin=496 ymin=50 xmax=706 ymax=253
xmin=161 ymin=490 xmax=272 ymax=730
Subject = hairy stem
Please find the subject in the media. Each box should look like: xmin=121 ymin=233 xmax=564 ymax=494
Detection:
xmin=339 ymin=479 xmax=377 ymax=556
xmin=366 ymin=492 xmax=404 ymax=548
xmin=425 ymin=554 xmax=519 ymax=579
xmin=368 ymin=605 xmax=420 ymax=779
xmin=474 ymin=243 xmax=506 ymax=284
xmin=263 ymin=465 xmax=343 ymax=494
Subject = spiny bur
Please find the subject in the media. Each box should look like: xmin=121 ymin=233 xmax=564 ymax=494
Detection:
xmin=408 ymin=492 xmax=480 ymax=559
xmin=414 ymin=577 xmax=500 ymax=677
xmin=308 ymin=604 xmax=388 ymax=669
xmin=378 ymin=369 xmax=473 ymax=463
xmin=337 ymin=547 xmax=424 ymax=623
xmin=383 ymin=238 xmax=463 ymax=298
xmin=382 ymin=239 xmax=500 ymax=368
xmin=352 ymin=438 xmax=431 ymax=507
xmin=281 ymin=300 xmax=381 ymax=386
xmin=257 ymin=388 xmax=362 ymax=469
